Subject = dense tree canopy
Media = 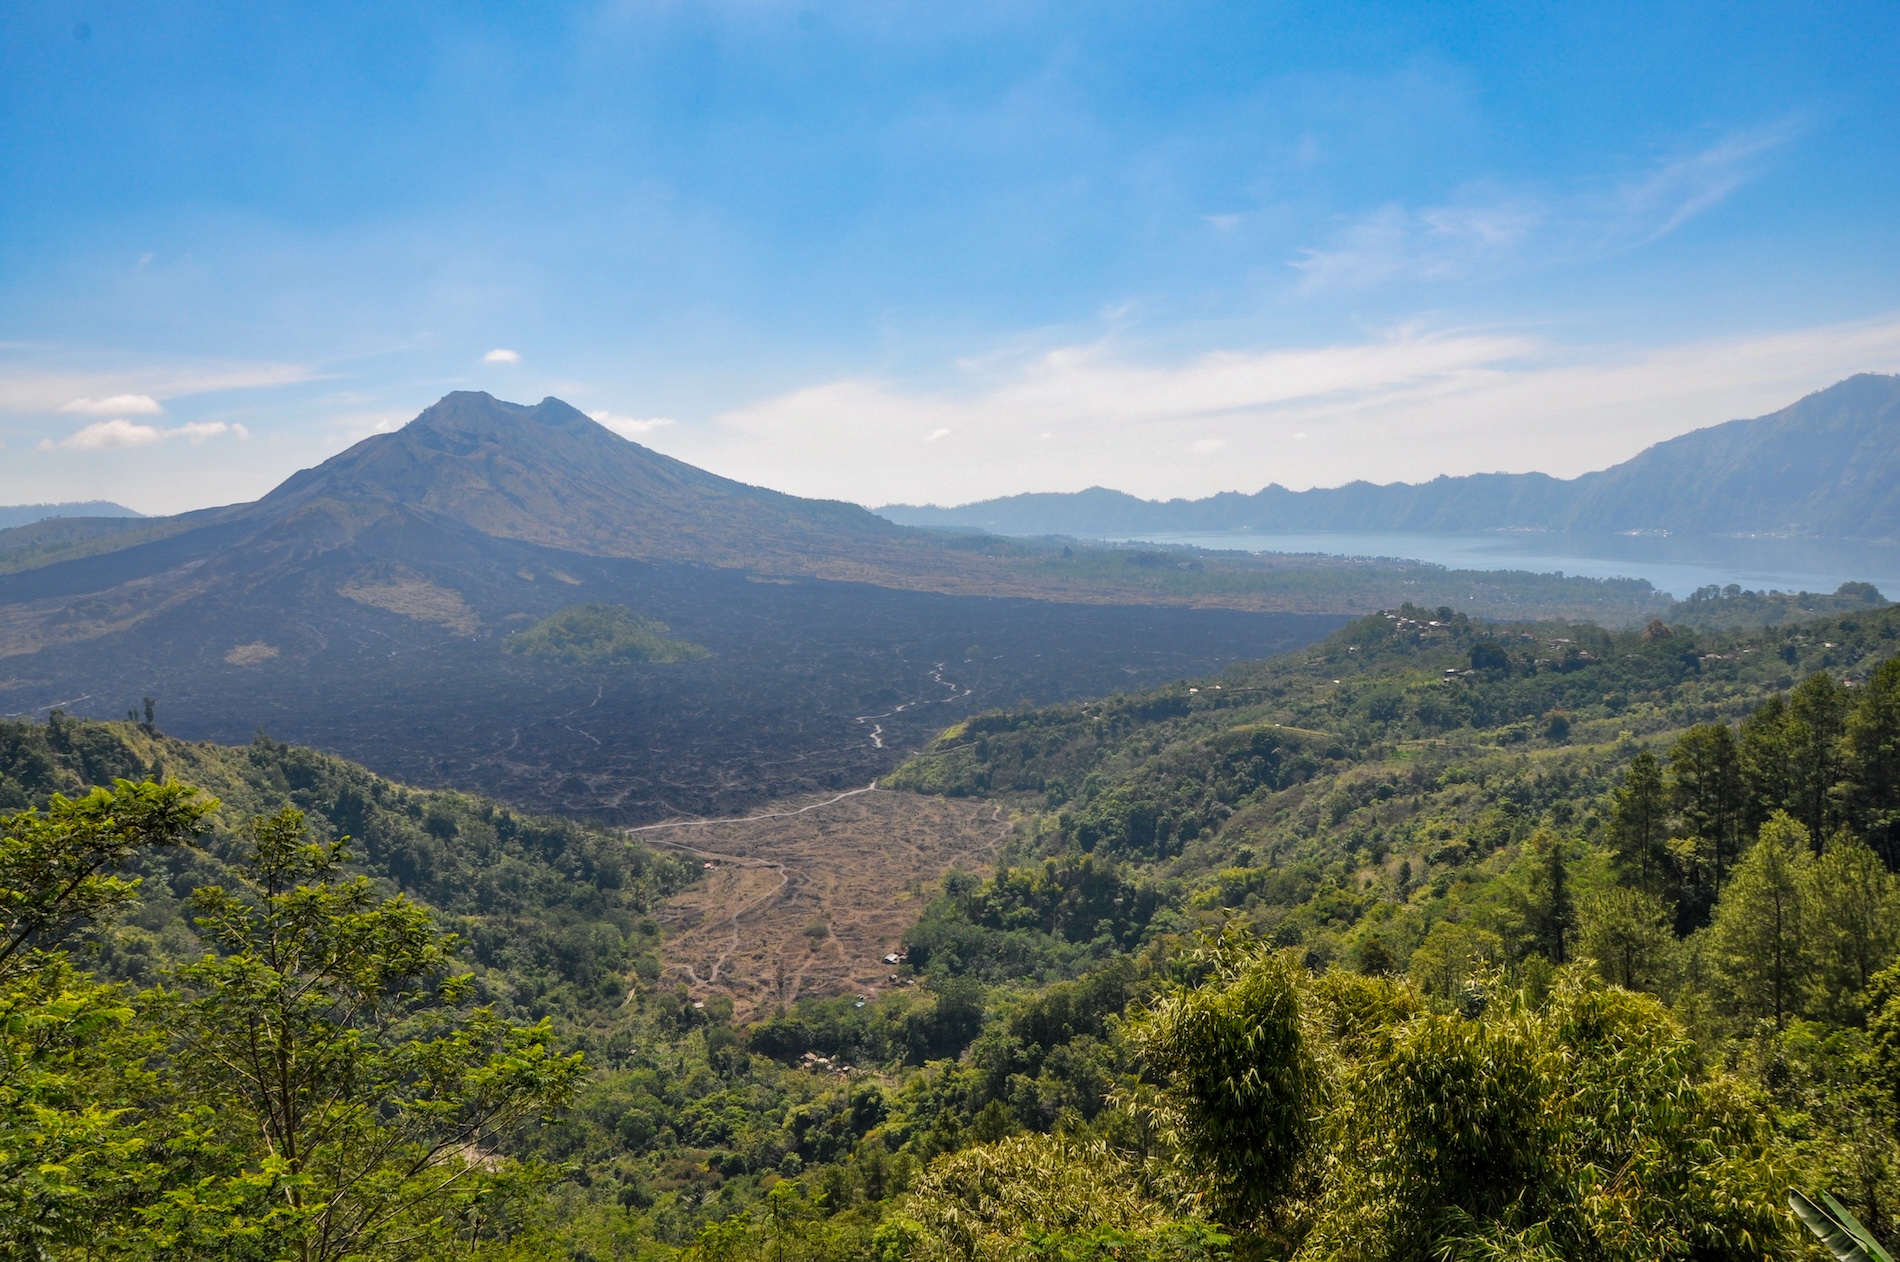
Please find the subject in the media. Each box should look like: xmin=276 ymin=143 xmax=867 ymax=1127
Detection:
xmin=12 ymin=605 xmax=1900 ymax=1258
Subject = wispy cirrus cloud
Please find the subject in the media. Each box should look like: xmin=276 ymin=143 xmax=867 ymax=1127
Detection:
xmin=0 ymin=359 xmax=314 ymax=415
xmin=40 ymin=419 xmax=249 ymax=452
xmin=1613 ymin=126 xmax=1792 ymax=244
xmin=1291 ymin=198 xmax=1545 ymax=290
xmin=1291 ymin=125 xmax=1794 ymax=292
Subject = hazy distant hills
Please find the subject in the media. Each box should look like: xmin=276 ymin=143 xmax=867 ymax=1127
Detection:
xmin=0 ymin=501 xmax=141 ymax=530
xmin=878 ymin=373 xmax=1900 ymax=541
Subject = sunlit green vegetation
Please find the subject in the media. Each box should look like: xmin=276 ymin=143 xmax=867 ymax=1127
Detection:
xmin=11 ymin=600 xmax=1900 ymax=1257
xmin=506 ymin=603 xmax=711 ymax=665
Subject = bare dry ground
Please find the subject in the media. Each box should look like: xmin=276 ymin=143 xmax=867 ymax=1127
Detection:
xmin=640 ymin=787 xmax=1008 ymax=1021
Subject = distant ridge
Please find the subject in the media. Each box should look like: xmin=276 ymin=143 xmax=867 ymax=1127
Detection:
xmin=0 ymin=501 xmax=141 ymax=530
xmin=877 ymin=373 xmax=1900 ymax=541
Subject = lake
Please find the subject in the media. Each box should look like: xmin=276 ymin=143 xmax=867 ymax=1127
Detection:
xmin=1105 ymin=531 xmax=1900 ymax=602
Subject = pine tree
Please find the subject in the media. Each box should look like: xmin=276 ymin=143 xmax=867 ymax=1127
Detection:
xmin=1788 ymin=672 xmax=1849 ymax=844
xmin=1522 ymin=831 xmax=1574 ymax=964
xmin=1706 ymin=812 xmax=1814 ymax=1026
xmin=1577 ymin=885 xmax=1676 ymax=993
xmin=1804 ymin=833 xmax=1899 ymax=1022
xmin=1668 ymin=723 xmax=1745 ymax=890
xmin=1610 ymin=751 xmax=1669 ymax=896
xmin=1740 ymin=694 xmax=1795 ymax=831
xmin=1845 ymin=657 xmax=1900 ymax=867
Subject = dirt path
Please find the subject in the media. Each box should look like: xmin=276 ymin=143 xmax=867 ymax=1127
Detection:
xmin=640 ymin=788 xmax=1008 ymax=1021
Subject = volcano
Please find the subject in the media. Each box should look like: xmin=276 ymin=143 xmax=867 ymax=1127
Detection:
xmin=0 ymin=393 xmax=1339 ymax=820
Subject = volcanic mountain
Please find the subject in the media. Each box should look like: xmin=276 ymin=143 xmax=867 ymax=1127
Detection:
xmin=0 ymin=392 xmax=1338 ymax=819
xmin=249 ymin=392 xmax=916 ymax=568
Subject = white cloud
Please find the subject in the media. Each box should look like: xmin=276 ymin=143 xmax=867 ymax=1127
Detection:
xmin=58 ymin=393 xmax=164 ymax=416
xmin=484 ymin=348 xmax=521 ymax=364
xmin=925 ymin=428 xmax=951 ymax=442
xmin=658 ymin=315 xmax=1900 ymax=506
xmin=46 ymin=420 xmax=164 ymax=450
xmin=174 ymin=421 xmax=248 ymax=442
xmin=589 ymin=410 xmax=677 ymax=440
xmin=1290 ymin=126 xmax=1790 ymax=292
xmin=41 ymin=418 xmax=249 ymax=452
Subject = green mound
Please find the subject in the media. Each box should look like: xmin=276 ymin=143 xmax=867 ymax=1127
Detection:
xmin=503 ymin=602 xmax=709 ymax=664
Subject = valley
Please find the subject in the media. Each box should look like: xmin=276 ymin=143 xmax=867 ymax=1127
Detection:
xmin=10 ymin=10 xmax=1898 ymax=1257
xmin=7 ymin=380 xmax=1900 ymax=1261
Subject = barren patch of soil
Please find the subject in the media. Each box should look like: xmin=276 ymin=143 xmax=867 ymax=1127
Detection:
xmin=644 ymin=788 xmax=1007 ymax=1021
xmin=338 ymin=567 xmax=478 ymax=632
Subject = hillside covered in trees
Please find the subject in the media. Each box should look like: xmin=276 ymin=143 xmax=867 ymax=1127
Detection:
xmin=9 ymin=599 xmax=1900 ymax=1257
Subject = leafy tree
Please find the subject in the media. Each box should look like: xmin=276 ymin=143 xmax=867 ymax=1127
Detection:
xmin=143 ymin=808 xmax=585 ymax=1261
xmin=1862 ymin=964 xmax=1900 ymax=1133
xmin=0 ymin=965 xmax=165 ymax=1259
xmin=1706 ymin=812 xmax=1814 ymax=1026
xmin=1130 ymin=939 xmax=1320 ymax=1226
xmin=1407 ymin=919 xmax=1504 ymax=1003
xmin=0 ymin=781 xmax=212 ymax=1257
xmin=1305 ymin=1008 xmax=1552 ymax=1260
xmin=901 ymin=1134 xmax=1227 ymax=1262
xmin=1296 ymin=975 xmax=1791 ymax=1261
xmin=0 ymin=780 xmax=211 ymax=986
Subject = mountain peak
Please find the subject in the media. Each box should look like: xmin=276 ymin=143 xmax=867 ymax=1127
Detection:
xmin=395 ymin=392 xmax=621 ymax=458
xmin=408 ymin=391 xmax=597 ymax=437
xmin=250 ymin=391 xmax=903 ymax=567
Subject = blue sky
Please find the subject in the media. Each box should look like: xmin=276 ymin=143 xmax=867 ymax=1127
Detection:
xmin=2 ymin=1 xmax=1898 ymax=513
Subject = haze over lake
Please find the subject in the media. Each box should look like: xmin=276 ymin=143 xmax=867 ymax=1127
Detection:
xmin=1103 ymin=531 xmax=1900 ymax=600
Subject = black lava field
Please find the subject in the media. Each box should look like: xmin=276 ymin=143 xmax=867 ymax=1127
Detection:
xmin=0 ymin=534 xmax=1343 ymax=822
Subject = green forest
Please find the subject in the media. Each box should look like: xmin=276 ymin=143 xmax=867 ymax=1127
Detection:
xmin=10 ymin=598 xmax=1900 ymax=1259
